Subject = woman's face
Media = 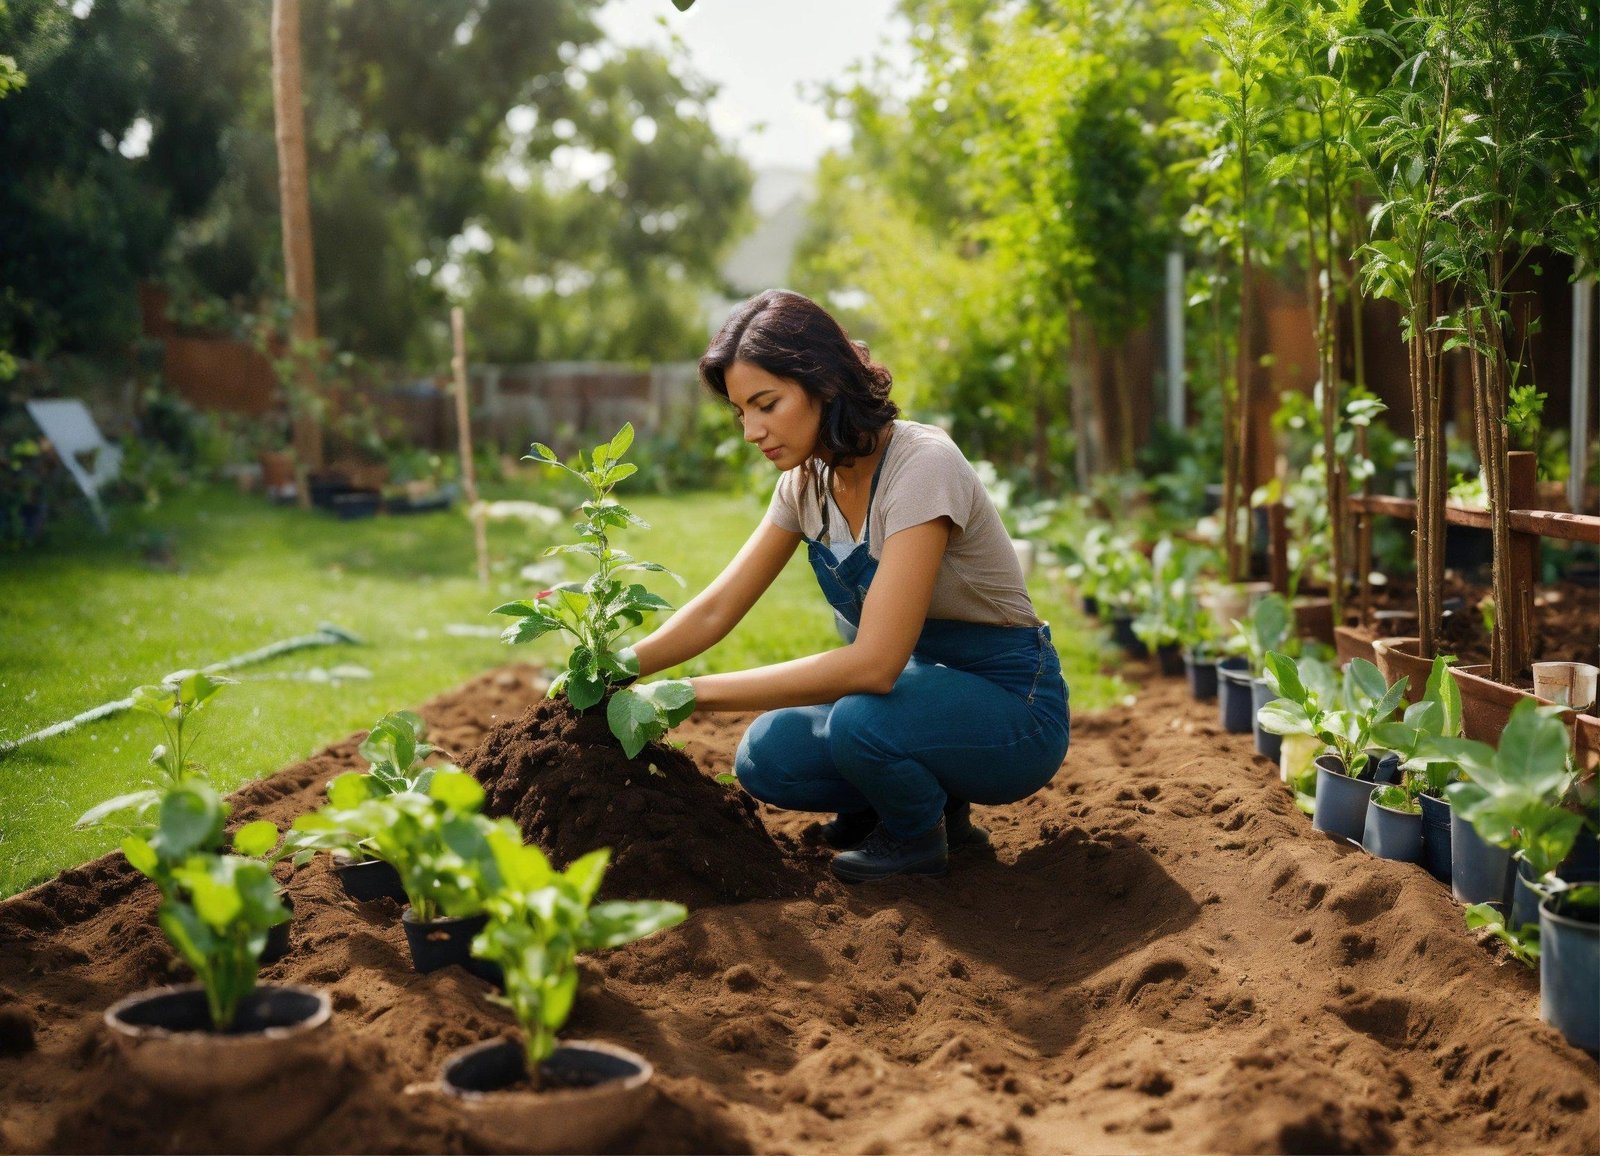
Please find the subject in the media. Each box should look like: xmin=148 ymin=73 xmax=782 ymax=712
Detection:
xmin=725 ymin=360 xmax=824 ymax=471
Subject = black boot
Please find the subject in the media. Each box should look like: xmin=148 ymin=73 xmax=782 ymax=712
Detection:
xmin=944 ymin=798 xmax=991 ymax=848
xmin=830 ymin=820 xmax=949 ymax=883
xmin=819 ymin=807 xmax=879 ymax=850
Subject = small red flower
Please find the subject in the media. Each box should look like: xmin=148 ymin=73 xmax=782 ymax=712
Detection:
xmin=535 ymin=589 xmax=554 ymax=600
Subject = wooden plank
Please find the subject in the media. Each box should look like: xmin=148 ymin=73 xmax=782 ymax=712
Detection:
xmin=1348 ymin=494 xmax=1600 ymax=544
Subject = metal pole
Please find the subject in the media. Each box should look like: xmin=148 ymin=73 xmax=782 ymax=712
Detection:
xmin=1572 ymin=278 xmax=1594 ymax=514
xmin=1166 ymin=249 xmax=1186 ymax=430
xmin=452 ymin=308 xmax=491 ymax=587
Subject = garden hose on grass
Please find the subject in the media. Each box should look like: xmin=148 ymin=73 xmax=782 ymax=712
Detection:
xmin=0 ymin=623 xmax=363 ymax=756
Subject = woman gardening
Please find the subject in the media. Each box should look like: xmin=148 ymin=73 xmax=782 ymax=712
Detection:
xmin=632 ymin=290 xmax=1070 ymax=882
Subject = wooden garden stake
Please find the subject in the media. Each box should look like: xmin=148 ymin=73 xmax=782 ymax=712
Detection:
xmin=452 ymin=307 xmax=490 ymax=588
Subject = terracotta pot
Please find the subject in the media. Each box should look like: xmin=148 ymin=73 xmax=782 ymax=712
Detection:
xmin=104 ymin=984 xmax=338 ymax=1147
xmin=1449 ymin=665 xmax=1548 ymax=744
xmin=1575 ymin=714 xmax=1600 ymax=772
xmin=1371 ymin=636 xmax=1430 ymax=704
xmin=441 ymin=1038 xmax=654 ymax=1155
xmin=1292 ymin=596 xmax=1335 ymax=646
xmin=1334 ymin=625 xmax=1379 ymax=668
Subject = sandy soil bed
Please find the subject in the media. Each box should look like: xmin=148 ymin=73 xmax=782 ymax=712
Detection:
xmin=1 ymin=662 xmax=1596 ymax=1154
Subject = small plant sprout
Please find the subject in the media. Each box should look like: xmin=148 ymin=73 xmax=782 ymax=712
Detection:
xmin=493 ymin=425 xmax=696 ymax=758
xmin=75 ymin=669 xmax=238 ymax=834
xmin=136 ymin=669 xmax=238 ymax=784
xmin=1257 ymin=653 xmax=1406 ymax=778
xmin=358 ymin=709 xmax=445 ymax=795
xmin=290 ymin=769 xmax=499 ymax=922
xmin=1229 ymin=593 xmax=1294 ymax=678
xmin=472 ymin=825 xmax=687 ymax=1082
xmin=119 ymin=781 xmax=290 ymax=1029
xmin=1370 ymin=656 xmax=1464 ymax=802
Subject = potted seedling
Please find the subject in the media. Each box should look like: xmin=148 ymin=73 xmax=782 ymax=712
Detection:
xmin=1097 ymin=541 xmax=1152 ymax=660
xmin=326 ymin=709 xmax=447 ymax=904
xmin=1258 ymin=654 xmax=1406 ymax=843
xmin=1228 ymin=593 xmax=1293 ymax=753
xmin=1133 ymin=538 xmax=1190 ymax=677
xmin=1259 ymin=652 xmax=1341 ymax=806
xmin=1370 ymin=657 xmax=1464 ymax=884
xmin=1063 ymin=522 xmax=1115 ymax=618
xmin=1437 ymin=701 xmax=1597 ymax=1050
xmin=98 ymin=781 xmax=334 ymax=1144
xmin=439 ymin=825 xmax=687 ymax=1154
xmin=292 ymin=769 xmax=503 ymax=980
xmin=492 ymin=425 xmax=696 ymax=758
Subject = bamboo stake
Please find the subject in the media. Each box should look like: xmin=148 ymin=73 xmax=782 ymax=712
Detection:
xmin=451 ymin=308 xmax=490 ymax=588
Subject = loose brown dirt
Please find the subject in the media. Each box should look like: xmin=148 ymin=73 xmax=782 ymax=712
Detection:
xmin=1 ymin=662 xmax=1596 ymax=1154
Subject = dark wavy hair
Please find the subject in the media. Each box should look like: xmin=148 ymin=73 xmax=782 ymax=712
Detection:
xmin=700 ymin=289 xmax=898 ymax=509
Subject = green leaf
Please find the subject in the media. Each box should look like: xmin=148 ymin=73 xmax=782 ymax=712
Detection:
xmin=714 ymin=773 xmax=738 ymax=786
xmin=122 ymin=836 xmax=159 ymax=877
xmin=157 ymin=786 xmax=225 ymax=859
xmin=606 ymin=689 xmax=658 ymax=758
xmin=608 ymin=423 xmax=635 ymax=460
xmin=526 ymin=442 xmax=559 ymax=464
xmin=635 ymin=679 xmax=697 ymax=727
xmin=566 ymin=669 xmax=607 ymax=712
xmin=1349 ymin=659 xmax=1388 ymax=703
xmin=76 ymin=789 xmax=161 ymax=830
xmin=232 ymin=820 xmax=279 ymax=858
xmin=1257 ymin=700 xmax=1315 ymax=736
xmin=564 ymin=848 xmax=611 ymax=905
xmin=541 ymin=967 xmax=580 ymax=1032
xmin=428 ymin=770 xmax=485 ymax=814
xmin=328 ymin=772 xmax=376 ymax=808
xmin=583 ymin=900 xmax=688 ymax=950
xmin=1264 ymin=652 xmax=1306 ymax=705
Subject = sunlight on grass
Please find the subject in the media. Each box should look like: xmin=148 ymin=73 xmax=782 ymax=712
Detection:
xmin=1 ymin=484 xmax=1124 ymax=895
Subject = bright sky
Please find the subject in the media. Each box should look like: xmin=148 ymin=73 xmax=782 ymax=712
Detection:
xmin=596 ymin=0 xmax=912 ymax=173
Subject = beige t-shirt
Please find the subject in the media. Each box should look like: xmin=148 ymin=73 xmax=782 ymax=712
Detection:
xmin=765 ymin=420 xmax=1041 ymax=627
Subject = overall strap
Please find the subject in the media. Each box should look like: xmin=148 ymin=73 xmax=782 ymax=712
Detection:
xmin=820 ymin=428 xmax=894 ymax=548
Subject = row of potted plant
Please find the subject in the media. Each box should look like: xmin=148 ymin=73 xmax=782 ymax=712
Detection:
xmin=76 ymin=680 xmax=687 ymax=1152
xmin=1244 ymin=646 xmax=1598 ymax=1054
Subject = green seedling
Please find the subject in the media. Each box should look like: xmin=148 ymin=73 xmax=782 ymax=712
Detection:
xmin=358 ymin=709 xmax=444 ymax=796
xmin=493 ymin=424 xmax=696 ymax=758
xmin=119 ymin=782 xmax=290 ymax=1029
xmin=1257 ymin=653 xmax=1406 ymax=780
xmin=472 ymin=826 xmax=686 ymax=1080
xmin=1438 ymin=699 xmax=1584 ymax=887
xmin=1370 ymin=656 xmax=1464 ymax=801
xmin=1464 ymin=902 xmax=1540 ymax=967
xmin=1229 ymin=593 xmax=1294 ymax=678
xmin=75 ymin=669 xmax=238 ymax=834
xmin=1370 ymin=783 xmax=1419 ymax=814
xmin=290 ymin=769 xmax=499 ymax=922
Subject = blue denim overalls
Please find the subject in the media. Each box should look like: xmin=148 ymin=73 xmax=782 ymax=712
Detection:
xmin=734 ymin=451 xmax=1071 ymax=840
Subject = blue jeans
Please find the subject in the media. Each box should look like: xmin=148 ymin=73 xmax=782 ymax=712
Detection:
xmin=735 ymin=622 xmax=1070 ymax=839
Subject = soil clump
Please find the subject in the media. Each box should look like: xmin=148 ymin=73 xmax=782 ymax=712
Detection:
xmin=464 ymin=696 xmax=820 ymax=910
xmin=0 ymin=661 xmax=1596 ymax=1153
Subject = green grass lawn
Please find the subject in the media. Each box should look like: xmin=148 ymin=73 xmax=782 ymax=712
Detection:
xmin=0 ymin=482 xmax=1123 ymax=896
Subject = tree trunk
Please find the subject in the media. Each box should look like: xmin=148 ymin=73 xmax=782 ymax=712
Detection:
xmin=272 ymin=0 xmax=323 ymax=473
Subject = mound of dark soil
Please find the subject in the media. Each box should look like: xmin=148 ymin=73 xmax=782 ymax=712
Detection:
xmin=464 ymin=697 xmax=820 ymax=910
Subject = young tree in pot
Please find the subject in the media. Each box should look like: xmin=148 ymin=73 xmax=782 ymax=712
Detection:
xmin=1258 ymin=653 xmax=1406 ymax=840
xmin=492 ymin=425 xmax=696 ymax=758
xmin=441 ymin=824 xmax=687 ymax=1154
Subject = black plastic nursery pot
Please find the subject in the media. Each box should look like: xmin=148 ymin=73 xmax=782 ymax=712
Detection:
xmin=1185 ymin=653 xmax=1219 ymax=701
xmin=401 ymin=909 xmax=503 ymax=986
xmin=1218 ymin=658 xmax=1253 ymax=734
xmin=1250 ymin=678 xmax=1282 ymax=762
xmin=1451 ymin=808 xmax=1513 ymax=908
xmin=1109 ymin=614 xmax=1149 ymax=660
xmin=333 ymin=855 xmax=408 ymax=904
xmin=1156 ymin=643 xmax=1185 ymax=678
xmin=1418 ymin=794 xmax=1452 ymax=886
xmin=1361 ymin=792 xmax=1422 ymax=862
xmin=1510 ymin=857 xmax=1543 ymax=932
xmin=261 ymin=893 xmax=293 ymax=965
xmin=1311 ymin=755 xmax=1372 ymax=844
xmin=1540 ymin=892 xmax=1599 ymax=1054
xmin=441 ymin=1037 xmax=655 ymax=1155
